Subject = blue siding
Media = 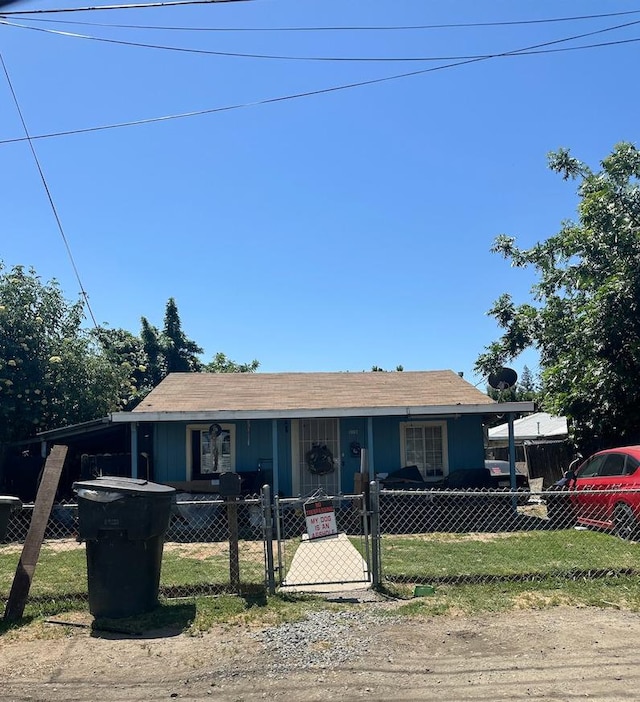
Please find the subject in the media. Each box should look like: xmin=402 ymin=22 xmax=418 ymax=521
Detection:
xmin=276 ymin=420 xmax=292 ymax=496
xmin=339 ymin=418 xmax=368 ymax=493
xmin=151 ymin=413 xmax=486 ymax=495
xmin=446 ymin=415 xmax=485 ymax=470
xmin=153 ymin=423 xmax=187 ymax=482
xmin=234 ymin=419 xmax=272 ymax=472
xmin=152 ymin=419 xmax=294 ymax=492
xmin=371 ymin=417 xmax=402 ymax=472
xmin=371 ymin=416 xmax=486 ymax=475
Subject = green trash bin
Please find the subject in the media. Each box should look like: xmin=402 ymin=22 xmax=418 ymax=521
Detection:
xmin=0 ymin=496 xmax=22 ymax=541
xmin=72 ymin=477 xmax=176 ymax=619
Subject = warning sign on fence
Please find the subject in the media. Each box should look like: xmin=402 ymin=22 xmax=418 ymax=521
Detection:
xmin=303 ymin=499 xmax=338 ymax=540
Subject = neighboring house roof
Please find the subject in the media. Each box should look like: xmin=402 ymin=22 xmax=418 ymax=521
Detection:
xmin=111 ymin=371 xmax=535 ymax=422
xmin=488 ymin=412 xmax=568 ymax=444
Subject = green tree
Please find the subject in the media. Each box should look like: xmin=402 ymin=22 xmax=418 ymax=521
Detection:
xmin=204 ymin=352 xmax=259 ymax=374
xmin=519 ymin=365 xmax=537 ymax=396
xmin=94 ymin=327 xmax=152 ymax=409
xmin=0 ymin=264 xmax=125 ymax=444
xmin=161 ymin=297 xmax=203 ymax=373
xmin=140 ymin=317 xmax=165 ymax=386
xmin=142 ymin=299 xmax=258 ymax=379
xmin=476 ymin=142 xmax=640 ymax=452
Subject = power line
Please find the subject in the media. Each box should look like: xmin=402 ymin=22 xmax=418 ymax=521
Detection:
xmin=0 ymin=33 xmax=638 ymax=148
xmin=2 ymin=16 xmax=639 ymax=62
xmin=2 ymin=5 xmax=639 ymax=24
xmin=0 ymin=52 xmax=99 ymax=329
xmin=0 ymin=0 xmax=253 ymax=14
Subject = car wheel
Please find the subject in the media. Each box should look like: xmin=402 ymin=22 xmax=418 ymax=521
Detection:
xmin=613 ymin=504 xmax=639 ymax=541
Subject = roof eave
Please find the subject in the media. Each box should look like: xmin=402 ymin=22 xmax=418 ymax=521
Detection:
xmin=36 ymin=416 xmax=114 ymax=440
xmin=112 ymin=401 xmax=535 ymax=423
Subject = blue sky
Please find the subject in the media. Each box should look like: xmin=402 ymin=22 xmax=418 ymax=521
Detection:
xmin=1 ymin=0 xmax=638 ymax=387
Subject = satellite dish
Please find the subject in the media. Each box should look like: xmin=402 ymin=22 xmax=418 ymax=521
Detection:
xmin=488 ymin=367 xmax=518 ymax=391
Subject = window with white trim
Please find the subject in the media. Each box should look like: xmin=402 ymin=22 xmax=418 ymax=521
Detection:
xmin=400 ymin=421 xmax=448 ymax=480
xmin=187 ymin=424 xmax=236 ymax=480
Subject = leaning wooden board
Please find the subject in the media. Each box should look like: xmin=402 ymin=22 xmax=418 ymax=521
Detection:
xmin=3 ymin=444 xmax=68 ymax=622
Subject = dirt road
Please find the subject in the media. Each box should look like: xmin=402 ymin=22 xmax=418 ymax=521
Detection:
xmin=1 ymin=605 xmax=638 ymax=701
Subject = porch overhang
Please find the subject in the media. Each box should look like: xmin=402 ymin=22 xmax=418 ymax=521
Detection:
xmin=111 ymin=401 xmax=535 ymax=423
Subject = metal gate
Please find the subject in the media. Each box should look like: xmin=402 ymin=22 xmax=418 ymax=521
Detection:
xmin=263 ymin=487 xmax=380 ymax=592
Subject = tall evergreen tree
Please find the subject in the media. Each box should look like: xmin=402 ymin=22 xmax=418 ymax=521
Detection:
xmin=140 ymin=317 xmax=165 ymax=385
xmin=161 ymin=297 xmax=203 ymax=373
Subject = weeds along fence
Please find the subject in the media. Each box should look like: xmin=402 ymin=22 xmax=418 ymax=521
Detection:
xmin=2 ymin=486 xmax=640 ymax=618
xmin=377 ymin=485 xmax=640 ymax=588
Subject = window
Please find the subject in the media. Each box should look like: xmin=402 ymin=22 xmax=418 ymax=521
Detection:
xmin=187 ymin=424 xmax=236 ymax=480
xmin=400 ymin=422 xmax=448 ymax=480
xmin=624 ymin=456 xmax=640 ymax=476
xmin=599 ymin=454 xmax=626 ymax=477
xmin=577 ymin=455 xmax=606 ymax=478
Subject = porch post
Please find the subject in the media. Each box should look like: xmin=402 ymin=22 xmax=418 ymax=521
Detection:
xmin=272 ymin=419 xmax=279 ymax=496
xmin=131 ymin=422 xmax=138 ymax=479
xmin=507 ymin=413 xmax=516 ymax=490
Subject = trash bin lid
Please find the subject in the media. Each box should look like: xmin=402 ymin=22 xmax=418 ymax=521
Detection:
xmin=72 ymin=477 xmax=176 ymax=497
xmin=0 ymin=496 xmax=22 ymax=508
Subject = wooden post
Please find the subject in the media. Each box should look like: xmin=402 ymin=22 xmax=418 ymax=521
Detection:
xmin=4 ymin=445 xmax=68 ymax=622
xmin=227 ymin=497 xmax=240 ymax=593
xmin=262 ymin=484 xmax=276 ymax=595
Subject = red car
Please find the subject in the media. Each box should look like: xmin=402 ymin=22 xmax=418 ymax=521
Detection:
xmin=570 ymin=446 xmax=640 ymax=539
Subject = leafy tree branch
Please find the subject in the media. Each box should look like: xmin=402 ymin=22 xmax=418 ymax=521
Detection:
xmin=476 ymin=142 xmax=640 ymax=452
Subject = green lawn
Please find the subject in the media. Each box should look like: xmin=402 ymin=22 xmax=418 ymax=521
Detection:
xmin=1 ymin=529 xmax=639 ymax=633
xmin=1 ymin=530 xmax=636 ymax=601
xmin=381 ymin=529 xmax=640 ymax=582
xmin=0 ymin=540 xmax=266 ymax=603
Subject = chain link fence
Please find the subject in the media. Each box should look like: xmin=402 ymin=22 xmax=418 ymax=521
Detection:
xmin=2 ymin=483 xmax=639 ymax=617
xmin=0 ymin=495 xmax=269 ymax=617
xmin=377 ymin=484 xmax=640 ymax=587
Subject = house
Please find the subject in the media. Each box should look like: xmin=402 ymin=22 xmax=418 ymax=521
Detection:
xmin=487 ymin=411 xmax=571 ymax=485
xmin=110 ymin=371 xmax=535 ymax=497
xmin=487 ymin=412 xmax=568 ymax=448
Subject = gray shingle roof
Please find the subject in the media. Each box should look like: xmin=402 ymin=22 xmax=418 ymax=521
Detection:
xmin=131 ymin=370 xmax=495 ymax=415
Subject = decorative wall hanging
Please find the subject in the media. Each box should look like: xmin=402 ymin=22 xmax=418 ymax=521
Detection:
xmin=305 ymin=443 xmax=335 ymax=475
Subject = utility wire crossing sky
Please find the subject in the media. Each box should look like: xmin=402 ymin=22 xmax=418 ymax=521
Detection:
xmin=1 ymin=0 xmax=637 ymax=384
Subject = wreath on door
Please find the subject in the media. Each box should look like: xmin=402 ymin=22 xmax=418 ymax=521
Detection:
xmin=305 ymin=443 xmax=335 ymax=475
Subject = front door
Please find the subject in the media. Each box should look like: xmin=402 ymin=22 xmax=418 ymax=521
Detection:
xmin=188 ymin=423 xmax=236 ymax=480
xmin=293 ymin=418 xmax=340 ymax=496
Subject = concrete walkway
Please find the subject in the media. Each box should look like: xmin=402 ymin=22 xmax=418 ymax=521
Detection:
xmin=279 ymin=532 xmax=371 ymax=593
